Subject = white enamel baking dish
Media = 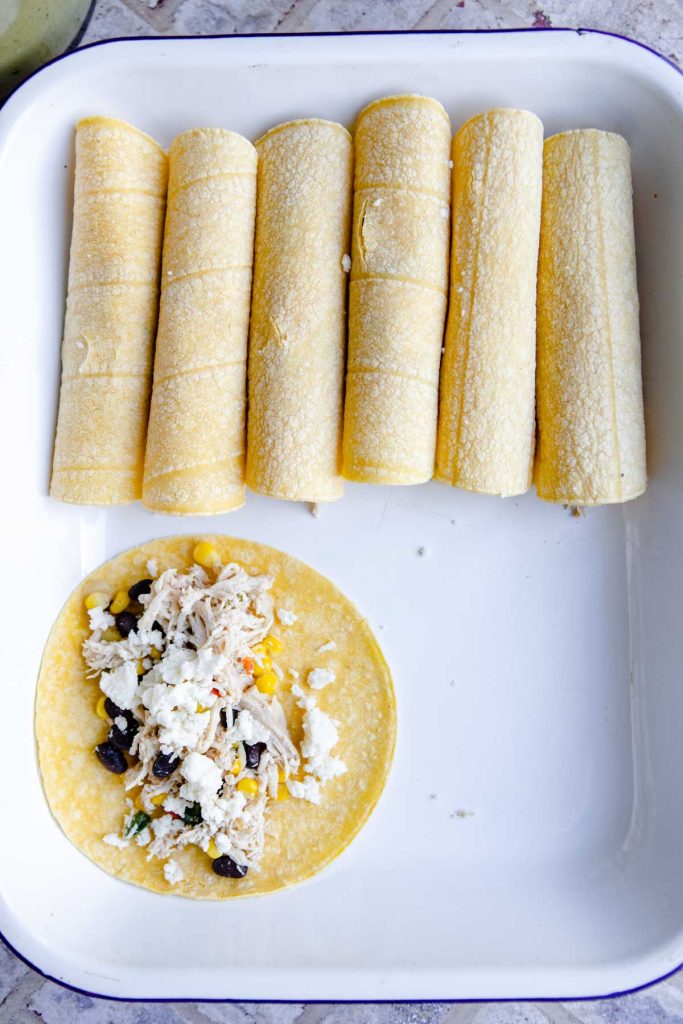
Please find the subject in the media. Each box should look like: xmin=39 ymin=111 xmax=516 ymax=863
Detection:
xmin=0 ymin=27 xmax=682 ymax=1003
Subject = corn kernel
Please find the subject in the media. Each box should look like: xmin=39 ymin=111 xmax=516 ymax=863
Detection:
xmin=256 ymin=670 xmax=278 ymax=696
xmin=263 ymin=634 xmax=283 ymax=654
xmin=277 ymin=766 xmax=286 ymax=784
xmin=135 ymin=659 xmax=145 ymax=677
xmin=150 ymin=792 xmax=166 ymax=807
xmin=277 ymin=784 xmax=289 ymax=801
xmin=231 ymin=758 xmax=243 ymax=776
xmin=85 ymin=591 xmax=109 ymax=610
xmin=102 ymin=627 xmax=121 ymax=643
xmin=252 ymin=656 xmax=272 ymax=678
xmin=251 ymin=642 xmax=267 ymax=658
xmin=149 ymin=646 xmax=161 ymax=660
xmin=193 ymin=541 xmax=220 ymax=568
xmin=196 ymin=704 xmax=209 ymax=714
xmin=109 ymin=590 xmax=130 ymax=615
xmin=207 ymin=839 xmax=221 ymax=859
xmin=95 ymin=695 xmax=108 ymax=720
xmin=237 ymin=777 xmax=259 ymax=798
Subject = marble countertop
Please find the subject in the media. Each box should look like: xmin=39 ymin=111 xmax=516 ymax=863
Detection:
xmin=2 ymin=1 xmax=683 ymax=1021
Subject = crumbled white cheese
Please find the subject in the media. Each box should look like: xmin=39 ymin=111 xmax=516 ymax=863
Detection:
xmin=100 ymin=662 xmax=138 ymax=711
xmin=232 ymin=709 xmax=270 ymax=744
xmin=277 ymin=608 xmax=298 ymax=626
xmin=114 ymin=715 xmax=127 ymax=732
xmin=317 ymin=641 xmax=336 ymax=654
xmin=201 ymin=792 xmax=246 ymax=830
xmin=88 ymin=606 xmax=115 ymax=632
xmin=214 ymin=832 xmax=234 ymax=856
xmin=301 ymin=706 xmax=346 ymax=782
xmin=164 ymin=860 xmax=184 ymax=884
xmin=159 ymin=709 xmax=209 ymax=754
xmin=307 ymin=668 xmax=336 ymax=690
xmin=163 ymin=794 xmax=188 ymax=817
xmin=146 ymin=559 xmax=159 ymax=577
xmin=135 ymin=828 xmax=151 ymax=847
xmin=179 ymin=752 xmax=222 ymax=805
xmin=103 ymin=833 xmax=129 ymax=849
xmin=140 ymin=678 xmax=211 ymax=753
xmin=287 ymin=776 xmax=321 ymax=804
xmin=302 ymin=707 xmax=339 ymax=759
xmin=291 ymin=681 xmax=315 ymax=711
xmin=152 ymin=814 xmax=178 ymax=839
xmin=313 ymin=755 xmax=347 ymax=783
xmin=341 ymin=253 xmax=351 ymax=272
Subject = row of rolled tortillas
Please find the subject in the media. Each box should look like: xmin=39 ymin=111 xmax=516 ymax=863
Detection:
xmin=50 ymin=104 xmax=646 ymax=511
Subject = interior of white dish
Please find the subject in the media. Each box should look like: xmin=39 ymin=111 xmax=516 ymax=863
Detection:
xmin=0 ymin=29 xmax=682 ymax=1001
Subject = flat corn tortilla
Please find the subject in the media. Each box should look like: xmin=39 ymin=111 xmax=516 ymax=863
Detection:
xmin=36 ymin=535 xmax=396 ymax=899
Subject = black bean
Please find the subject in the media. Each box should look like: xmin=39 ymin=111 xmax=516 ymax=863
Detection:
xmin=108 ymin=714 xmax=139 ymax=751
xmin=212 ymin=855 xmax=248 ymax=879
xmin=152 ymin=620 xmax=165 ymax=638
xmin=244 ymin=742 xmax=266 ymax=770
xmin=104 ymin=697 xmax=123 ymax=720
xmin=115 ymin=611 xmax=138 ymax=637
xmin=95 ymin=741 xmax=127 ymax=774
xmin=128 ymin=578 xmax=153 ymax=601
xmin=152 ymin=750 xmax=180 ymax=779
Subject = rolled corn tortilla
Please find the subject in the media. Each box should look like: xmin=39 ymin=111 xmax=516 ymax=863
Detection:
xmin=342 ymin=95 xmax=451 ymax=485
xmin=50 ymin=116 xmax=167 ymax=505
xmin=435 ymin=109 xmax=543 ymax=496
xmin=535 ymin=129 xmax=647 ymax=505
xmin=143 ymin=128 xmax=257 ymax=514
xmin=245 ymin=119 xmax=353 ymax=502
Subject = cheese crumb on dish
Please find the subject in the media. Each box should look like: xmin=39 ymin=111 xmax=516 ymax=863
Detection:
xmin=277 ymin=608 xmax=297 ymax=626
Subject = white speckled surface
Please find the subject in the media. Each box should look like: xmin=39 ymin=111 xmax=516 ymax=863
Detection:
xmin=2 ymin=0 xmax=683 ymax=1020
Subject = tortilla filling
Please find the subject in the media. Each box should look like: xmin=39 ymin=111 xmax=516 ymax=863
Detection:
xmin=82 ymin=542 xmax=346 ymax=884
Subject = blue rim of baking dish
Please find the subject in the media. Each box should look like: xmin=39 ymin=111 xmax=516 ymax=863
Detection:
xmin=0 ymin=24 xmax=681 ymax=1005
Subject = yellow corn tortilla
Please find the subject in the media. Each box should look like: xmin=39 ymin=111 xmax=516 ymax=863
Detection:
xmin=343 ymin=95 xmax=451 ymax=485
xmin=50 ymin=116 xmax=168 ymax=505
xmin=436 ymin=109 xmax=543 ymax=497
xmin=245 ymin=119 xmax=353 ymax=502
xmin=36 ymin=535 xmax=396 ymax=899
xmin=143 ymin=129 xmax=257 ymax=515
xmin=535 ymin=129 xmax=647 ymax=504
